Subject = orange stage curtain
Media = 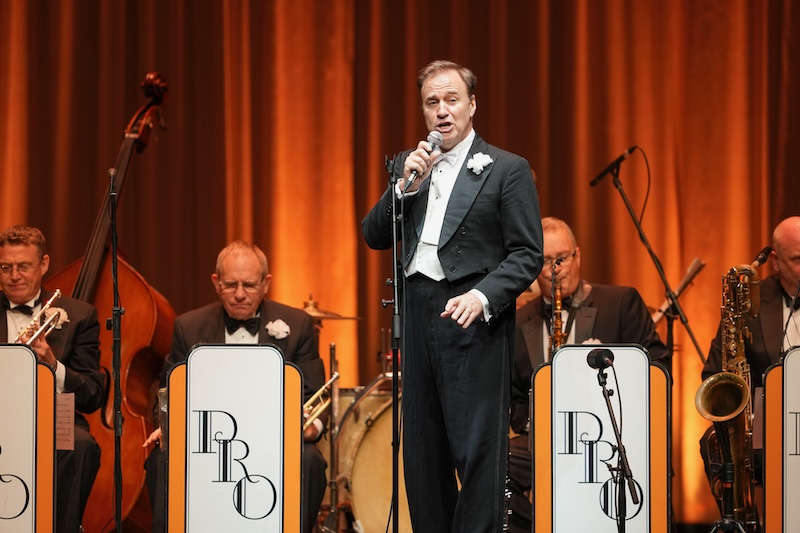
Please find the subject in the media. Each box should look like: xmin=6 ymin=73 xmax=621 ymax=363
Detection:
xmin=1 ymin=0 xmax=799 ymax=525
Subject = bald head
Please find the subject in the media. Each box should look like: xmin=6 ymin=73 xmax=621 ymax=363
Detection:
xmin=772 ymin=216 xmax=800 ymax=295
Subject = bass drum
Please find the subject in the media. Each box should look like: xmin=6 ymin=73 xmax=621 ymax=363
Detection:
xmin=325 ymin=374 xmax=411 ymax=532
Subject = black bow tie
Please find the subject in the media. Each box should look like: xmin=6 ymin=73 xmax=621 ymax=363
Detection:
xmin=224 ymin=314 xmax=260 ymax=336
xmin=542 ymin=297 xmax=573 ymax=318
xmin=6 ymin=296 xmax=41 ymax=315
xmin=784 ymin=293 xmax=800 ymax=311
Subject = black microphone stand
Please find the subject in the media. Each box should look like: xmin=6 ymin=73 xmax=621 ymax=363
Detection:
xmin=320 ymin=343 xmax=340 ymax=533
xmin=378 ymin=155 xmax=403 ymax=533
xmin=607 ymin=163 xmax=706 ymax=366
xmin=107 ymin=168 xmax=125 ymax=533
xmin=595 ymin=365 xmax=638 ymax=533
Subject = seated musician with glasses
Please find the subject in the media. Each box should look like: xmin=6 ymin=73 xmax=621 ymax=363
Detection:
xmin=142 ymin=240 xmax=327 ymax=533
xmin=506 ymin=217 xmax=667 ymax=533
xmin=0 ymin=225 xmax=105 ymax=533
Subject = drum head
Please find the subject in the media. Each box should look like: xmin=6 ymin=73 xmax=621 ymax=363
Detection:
xmin=349 ymin=398 xmax=411 ymax=532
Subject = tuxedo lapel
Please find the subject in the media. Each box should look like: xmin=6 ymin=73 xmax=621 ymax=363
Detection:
xmin=439 ymin=135 xmax=491 ymax=248
xmin=573 ymin=305 xmax=597 ymax=344
xmin=207 ymin=305 xmax=226 ymax=343
xmin=0 ymin=294 xmax=8 ymax=343
xmin=257 ymin=300 xmax=288 ymax=352
xmin=520 ymin=300 xmax=545 ymax=367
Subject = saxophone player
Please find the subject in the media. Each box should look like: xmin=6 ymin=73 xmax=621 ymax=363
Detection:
xmin=0 ymin=225 xmax=105 ymax=533
xmin=507 ymin=217 xmax=668 ymax=533
xmin=703 ymin=216 xmax=800 ymax=388
xmin=700 ymin=216 xmax=800 ymax=527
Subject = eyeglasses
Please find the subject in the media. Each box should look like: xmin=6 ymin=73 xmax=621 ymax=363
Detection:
xmin=542 ymin=249 xmax=577 ymax=269
xmin=0 ymin=262 xmax=38 ymax=275
xmin=217 ymin=279 xmax=264 ymax=294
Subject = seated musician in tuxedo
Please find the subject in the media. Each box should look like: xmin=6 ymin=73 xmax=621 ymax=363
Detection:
xmin=699 ymin=216 xmax=800 ymax=515
xmin=0 ymin=225 xmax=105 ymax=533
xmin=143 ymin=240 xmax=327 ymax=533
xmin=507 ymin=217 xmax=668 ymax=533
xmin=703 ymin=216 xmax=800 ymax=387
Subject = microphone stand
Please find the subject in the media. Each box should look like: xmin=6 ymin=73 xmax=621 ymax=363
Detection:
xmin=607 ymin=164 xmax=706 ymax=365
xmin=378 ymin=156 xmax=403 ymax=533
xmin=653 ymin=258 xmax=706 ymax=377
xmin=108 ymin=167 xmax=125 ymax=533
xmin=320 ymin=343 xmax=340 ymax=533
xmin=595 ymin=366 xmax=638 ymax=533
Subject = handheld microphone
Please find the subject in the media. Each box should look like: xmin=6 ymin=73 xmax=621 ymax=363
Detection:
xmin=405 ymin=130 xmax=444 ymax=189
xmin=587 ymin=348 xmax=614 ymax=370
xmin=590 ymin=145 xmax=638 ymax=187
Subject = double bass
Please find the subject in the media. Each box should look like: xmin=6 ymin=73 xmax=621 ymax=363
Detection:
xmin=47 ymin=73 xmax=175 ymax=532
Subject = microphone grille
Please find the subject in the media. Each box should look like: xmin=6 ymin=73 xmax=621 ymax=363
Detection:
xmin=427 ymin=130 xmax=443 ymax=151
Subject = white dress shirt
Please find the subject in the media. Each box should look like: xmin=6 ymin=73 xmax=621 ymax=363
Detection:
xmin=7 ymin=290 xmax=67 ymax=392
xmin=406 ymin=129 xmax=474 ymax=280
xmin=398 ymin=129 xmax=492 ymax=320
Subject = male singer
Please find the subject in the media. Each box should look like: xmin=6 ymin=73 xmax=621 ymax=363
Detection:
xmin=0 ymin=225 xmax=105 ymax=533
xmin=362 ymin=59 xmax=543 ymax=532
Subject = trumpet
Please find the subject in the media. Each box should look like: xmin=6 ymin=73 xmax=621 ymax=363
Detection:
xmin=13 ymin=289 xmax=65 ymax=345
xmin=303 ymin=371 xmax=339 ymax=431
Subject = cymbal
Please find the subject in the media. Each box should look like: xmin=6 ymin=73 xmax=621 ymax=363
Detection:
xmin=303 ymin=295 xmax=359 ymax=320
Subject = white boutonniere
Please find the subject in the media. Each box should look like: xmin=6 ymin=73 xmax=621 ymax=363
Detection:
xmin=266 ymin=319 xmax=290 ymax=339
xmin=44 ymin=307 xmax=69 ymax=330
xmin=466 ymin=152 xmax=493 ymax=175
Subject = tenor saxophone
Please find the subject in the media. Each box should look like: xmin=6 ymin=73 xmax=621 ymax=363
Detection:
xmin=695 ymin=258 xmax=763 ymax=529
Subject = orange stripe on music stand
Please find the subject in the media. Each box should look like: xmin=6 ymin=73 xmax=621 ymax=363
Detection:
xmin=764 ymin=365 xmax=783 ymax=533
xmin=37 ymin=363 xmax=55 ymax=533
xmin=284 ymin=364 xmax=302 ymax=533
xmin=167 ymin=364 xmax=187 ymax=533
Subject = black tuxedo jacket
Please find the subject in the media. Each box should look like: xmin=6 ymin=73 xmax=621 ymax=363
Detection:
xmin=1 ymin=291 xmax=105 ymax=415
xmin=162 ymin=299 xmax=325 ymax=409
xmin=703 ymin=274 xmax=785 ymax=388
xmin=510 ymin=283 xmax=668 ymax=433
xmin=362 ymin=133 xmax=543 ymax=319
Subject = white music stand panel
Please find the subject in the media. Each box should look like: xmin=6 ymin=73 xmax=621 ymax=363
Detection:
xmin=186 ymin=345 xmax=285 ymax=532
xmin=551 ymin=344 xmax=650 ymax=533
xmin=783 ymin=347 xmax=800 ymax=531
xmin=0 ymin=345 xmax=37 ymax=531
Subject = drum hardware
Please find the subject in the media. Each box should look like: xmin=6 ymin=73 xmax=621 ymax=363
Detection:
xmin=317 ymin=371 xmax=410 ymax=533
xmin=320 ymin=343 xmax=341 ymax=533
xmin=303 ymin=294 xmax=360 ymax=320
